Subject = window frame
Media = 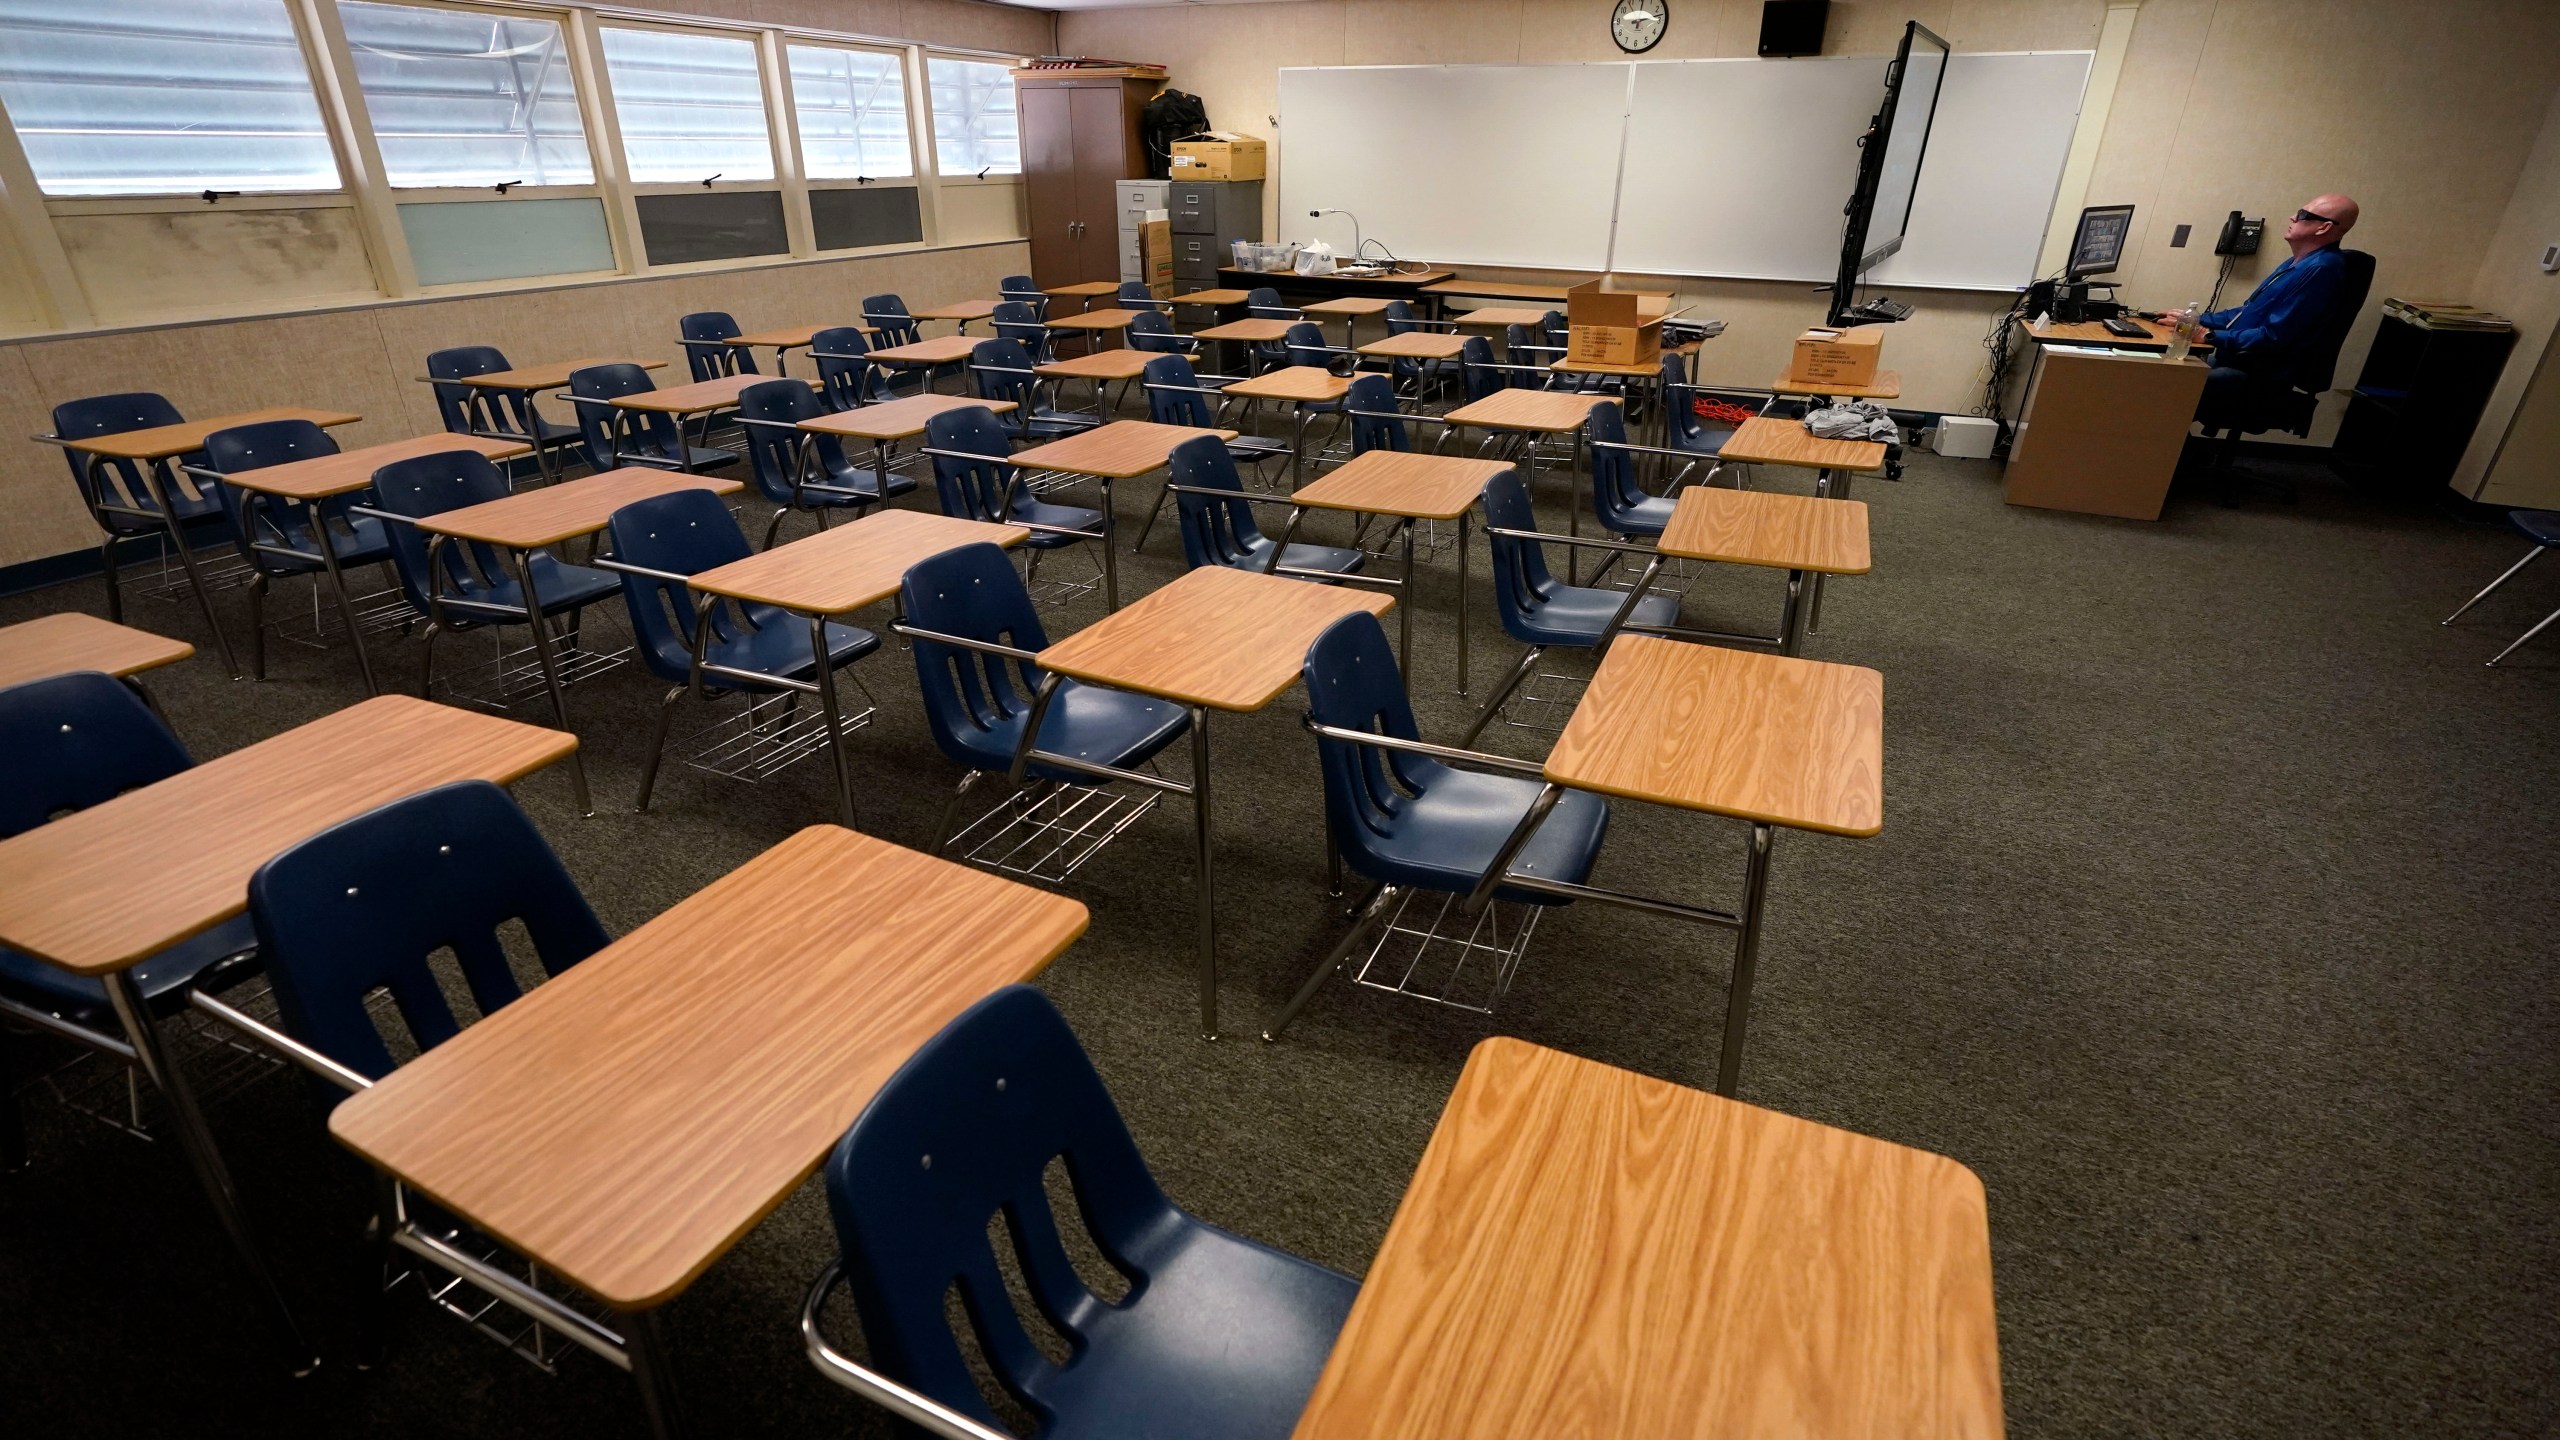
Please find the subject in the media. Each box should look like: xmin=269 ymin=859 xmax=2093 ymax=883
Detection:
xmin=923 ymin=51 xmax=1024 ymax=181
xmin=592 ymin=17 xmax=786 ymax=195
xmin=331 ymin=0 xmax=602 ymax=196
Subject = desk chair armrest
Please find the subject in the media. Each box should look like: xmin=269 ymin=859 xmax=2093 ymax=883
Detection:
xmin=1396 ymin=320 xmax=1461 ymax=333
xmin=1589 ymin=437 xmax=1714 ymax=460
xmin=860 ymin=312 xmax=912 ymax=324
xmin=29 ymin=432 xmax=72 ymax=449
xmin=886 ymin=622 xmax=1041 ymax=664
xmin=592 ymin=556 xmax=701 ymax=587
xmin=804 ymin=1264 xmax=1015 ymax=1440
xmin=918 ymin=445 xmax=1015 ymax=467
xmin=1302 ymin=717 xmax=1548 ymax=777
xmin=1162 ymin=483 xmax=1301 ymax=507
xmin=1510 ymin=343 xmax=1568 ymax=358
xmin=1141 ymin=380 xmax=1228 ymax=398
xmin=1476 ymin=361 xmax=1560 ymax=377
xmin=806 ymin=350 xmax=882 ymax=363
xmin=345 ymin=504 xmax=415 ymax=528
xmin=562 ymin=393 xmax=626 ymax=411
xmin=972 ymin=362 xmax=1041 ymax=378
xmin=190 ymin=991 xmax=373 ymax=1094
xmin=737 ymin=415 xmax=811 ymax=435
xmin=1248 ymin=305 xmax=1304 ymax=319
xmin=1486 ymin=525 xmax=1657 ymax=556
xmin=177 ymin=462 xmax=227 ymax=486
xmin=1346 ymin=408 xmax=1455 ymax=427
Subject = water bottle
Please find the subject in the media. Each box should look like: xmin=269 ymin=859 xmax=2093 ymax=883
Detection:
xmin=2163 ymin=301 xmax=2203 ymax=362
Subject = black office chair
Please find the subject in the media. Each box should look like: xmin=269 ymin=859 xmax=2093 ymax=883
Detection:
xmin=2197 ymin=247 xmax=2375 ymax=507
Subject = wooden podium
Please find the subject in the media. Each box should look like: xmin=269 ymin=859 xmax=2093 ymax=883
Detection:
xmin=2004 ymin=328 xmax=2209 ymax=520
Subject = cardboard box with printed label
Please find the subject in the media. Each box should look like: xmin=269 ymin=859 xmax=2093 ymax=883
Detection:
xmin=1565 ymin=280 xmax=1664 ymax=367
xmin=1139 ymin=211 xmax=1176 ymax=297
xmin=1170 ymin=133 xmax=1267 ymax=182
xmin=1789 ymin=325 xmax=1885 ymax=387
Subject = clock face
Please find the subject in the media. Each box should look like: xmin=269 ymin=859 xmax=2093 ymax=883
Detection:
xmin=1612 ymin=0 xmax=1667 ymax=53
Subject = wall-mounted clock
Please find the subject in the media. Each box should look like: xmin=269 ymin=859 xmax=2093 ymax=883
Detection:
xmin=1612 ymin=0 xmax=1668 ymax=53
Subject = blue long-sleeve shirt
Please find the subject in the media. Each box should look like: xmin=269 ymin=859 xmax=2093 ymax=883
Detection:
xmin=2199 ymin=244 xmax=2347 ymax=356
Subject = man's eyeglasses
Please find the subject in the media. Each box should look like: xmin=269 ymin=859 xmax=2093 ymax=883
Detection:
xmin=2294 ymin=208 xmax=2340 ymax=226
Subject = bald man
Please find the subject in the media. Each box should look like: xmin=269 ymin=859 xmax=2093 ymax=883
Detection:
xmin=2168 ymin=193 xmax=2360 ymax=426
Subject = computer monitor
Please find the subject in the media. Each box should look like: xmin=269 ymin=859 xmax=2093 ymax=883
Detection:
xmin=2067 ymin=204 xmax=2135 ymax=279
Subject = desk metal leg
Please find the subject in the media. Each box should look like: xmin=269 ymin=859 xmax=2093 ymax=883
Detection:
xmin=1397 ymin=519 xmax=1416 ymax=683
xmin=309 ymin=515 xmax=381 ymax=696
xmin=1190 ymin=707 xmax=1219 ymax=1041
xmin=127 ymin=459 xmax=241 ymax=677
xmin=624 ymin=1305 xmax=688 ymax=1440
xmin=1715 ymin=823 xmax=1777 ymax=1097
xmin=811 ymin=615 xmax=859 ymax=829
xmin=1290 ymin=403 xmax=1309 ymax=487
xmin=1809 ymin=467 xmax=1848 ymax=634
xmin=1456 ymin=509 xmax=1470 ymax=695
xmin=505 ymin=550 xmax=593 ymax=816
xmin=104 ymin=971 xmax=318 ymax=1375
xmin=1779 ymin=568 xmax=1810 ymax=655
xmin=1101 ymin=476 xmax=1120 ymax=612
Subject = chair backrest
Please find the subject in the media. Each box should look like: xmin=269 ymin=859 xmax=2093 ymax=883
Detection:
xmin=811 ymin=326 xmax=885 ymax=411
xmin=1481 ymin=468 xmax=1560 ymax=639
xmin=824 ymin=983 xmax=1175 ymax=1430
xmin=997 ymin=274 xmax=1044 ymax=318
xmin=1127 ymin=309 xmax=1184 ymax=353
xmin=1459 ymin=335 xmax=1509 ymax=401
xmin=0 ymin=670 xmax=192 ymax=839
xmin=736 ymin=377 xmax=827 ymax=504
xmin=1284 ymin=321 xmax=1332 ymax=369
xmin=864 ymin=293 xmax=918 ymax=347
xmin=1143 ymin=353 xmax=1213 ymax=428
xmin=2289 ymin=248 xmax=2377 ymax=396
xmin=247 ymin=780 xmax=606 ymax=1083
xmin=898 ymin=542 xmax=1055 ymax=774
xmin=368 ymin=448 xmax=516 ymax=613
xmin=1660 ymin=351 xmax=1705 ymax=448
xmin=1585 ymin=401 xmax=1651 ymax=532
xmin=605 ymin=486 xmax=763 ymax=685
xmin=989 ymin=301 xmax=1051 ymax=362
xmin=923 ymin=405 xmax=1020 ymax=525
xmin=52 ymin=392 xmax=187 ymax=514
xmin=1539 ymin=309 xmax=1568 ymax=346
xmin=1345 ymin=374 xmax=1408 ymax=455
xmin=1503 ymin=322 xmax=1543 ymax=367
xmin=969 ymin=337 xmax=1040 ymax=417
xmin=1302 ymin=611 xmax=1442 ymax=872
xmin=1166 ymin=433 xmax=1268 ymax=572
xmin=1116 ymin=281 xmax=1160 ymax=309
xmin=1382 ymin=299 xmax=1419 ymax=335
xmin=569 ymin=362 xmax=679 ymax=472
xmin=1246 ymin=286 xmax=1296 ymax=319
xmin=424 ymin=345 xmax=510 ymax=434
xmin=679 ymin=311 xmax=752 ymax=382
xmin=202 ymin=419 xmax=342 ymax=558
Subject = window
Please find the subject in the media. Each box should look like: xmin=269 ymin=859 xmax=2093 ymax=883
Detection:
xmin=928 ymin=57 xmax=1019 ymax=177
xmin=598 ymin=26 xmax=773 ymax=184
xmin=337 ymin=2 xmax=593 ymax=188
xmin=788 ymin=45 xmax=911 ymax=181
xmin=0 ymin=0 xmax=340 ymax=196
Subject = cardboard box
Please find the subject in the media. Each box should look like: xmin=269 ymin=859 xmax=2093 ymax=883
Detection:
xmin=1139 ymin=211 xmax=1176 ymax=297
xmin=1789 ymin=324 xmax=1885 ymax=388
xmin=1170 ymin=133 xmax=1267 ymax=181
xmin=1564 ymin=280 xmax=1664 ymax=367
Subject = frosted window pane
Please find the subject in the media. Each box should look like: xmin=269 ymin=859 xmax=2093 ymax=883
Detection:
xmin=788 ymin=44 xmax=911 ymax=181
xmin=929 ymin=57 xmax=1019 ymax=177
xmin=0 ymin=0 xmax=341 ymax=196
xmin=599 ymin=27 xmax=773 ymax=184
xmin=339 ymin=2 xmax=594 ymax=189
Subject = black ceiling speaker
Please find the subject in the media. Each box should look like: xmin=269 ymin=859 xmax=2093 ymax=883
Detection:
xmin=1758 ymin=0 xmax=1829 ymax=56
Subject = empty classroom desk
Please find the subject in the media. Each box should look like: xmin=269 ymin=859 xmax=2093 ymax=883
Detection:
xmin=1442 ymin=387 xmax=1602 ymax=504
xmin=1301 ymin=296 xmax=1394 ymax=348
xmin=1770 ymin=368 xmax=1905 ymax=402
xmin=1042 ymin=280 xmax=1121 ymax=313
xmin=1360 ymin=331 xmax=1471 ymax=400
xmin=1607 ymin=485 xmax=1872 ymax=655
xmin=419 ymin=356 xmax=664 ymax=483
xmin=1033 ymin=567 xmax=1392 ymax=1037
xmin=408 ymin=467 xmax=743 ymax=813
xmin=1291 ymin=1036 xmax=2000 ymax=1440
xmin=799 ymin=392 xmax=1016 ymax=499
xmin=0 ymin=612 xmax=191 ymax=694
xmin=682 ymin=510 xmax=1027 ymax=826
xmin=1217 ymin=366 xmax=1357 ymax=484
xmin=330 ymin=824 xmax=1091 ymax=1440
xmin=608 ymin=374 xmax=764 ymax=471
xmin=1036 ymin=346 xmax=1156 ymax=416
xmin=1541 ymin=635 xmax=1882 ymax=1094
xmin=910 ymin=299 xmax=1001 ymax=332
xmin=1172 ymin=287 xmax=1252 ymax=310
xmin=1269 ymin=450 xmax=1510 ymax=689
xmin=862 ymin=335 xmax=979 ymax=393
xmin=209 ymin=432 xmax=529 ymax=696
xmin=1193 ymin=316 xmax=1298 ymax=373
xmin=724 ymin=324 xmax=857 ymax=377
xmin=1009 ymin=419 xmax=1234 ymax=611
xmin=1045 ymin=307 xmax=1144 ymax=356
xmin=0 ymin=694 xmax=576 ymax=1372
xmin=1711 ymin=416 xmax=1889 ymax=630
xmin=1445 ymin=305 xmax=1552 ymax=330
xmin=39 ymin=405 xmax=363 ymax=677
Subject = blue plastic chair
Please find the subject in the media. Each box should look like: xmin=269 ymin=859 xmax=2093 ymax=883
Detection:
xmin=1125 ymin=310 xmax=1195 ymax=355
xmin=1142 ymin=353 xmax=1289 ymax=470
xmin=1660 ymin=350 xmax=1730 ymax=471
xmin=811 ymin=325 xmax=902 ymax=410
xmin=990 ymin=300 xmax=1057 ymax=365
xmin=806 ymin=983 xmax=1355 ymax=1440
xmin=603 ymin=488 xmax=882 ymax=810
xmin=199 ymin=419 xmax=401 ymax=682
xmin=998 ymin=274 xmax=1047 ymax=320
xmin=1457 ymin=334 xmax=1528 ymax=403
xmin=1244 ymin=286 xmax=1299 ymax=320
xmin=1263 ymin=612 xmax=1611 ymax=1038
xmin=0 ymin=672 xmax=261 ymax=1169
xmin=971 ymin=337 xmax=1101 ymax=443
xmin=364 ymin=449 xmax=619 ymax=696
xmin=923 ymin=406 xmax=1105 ymax=565
xmin=679 ymin=311 xmax=756 ymax=383
xmin=1165 ymin=435 xmax=1363 ymax=582
xmin=736 ymin=378 xmax=915 ymax=547
xmin=567 ymin=363 xmax=739 ymax=476
xmin=899 ymin=543 xmax=1189 ymax=845
xmin=1586 ymin=401 xmax=1675 ymax=544
xmin=50 ymin=393 xmax=231 ymax=623
xmin=1345 ymin=374 xmax=1417 ymax=457
xmin=864 ymin=293 xmax=920 ymax=347
xmin=1463 ymin=468 xmax=1678 ymax=744
xmin=2444 ymin=508 xmax=2560 ymax=665
xmin=424 ymin=346 xmax=576 ymax=484
xmin=1115 ymin=280 xmax=1171 ymax=313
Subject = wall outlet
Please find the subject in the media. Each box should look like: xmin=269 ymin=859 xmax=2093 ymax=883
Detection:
xmin=2171 ymin=223 xmax=2191 ymax=248
xmin=2542 ymin=242 xmax=2559 ymax=273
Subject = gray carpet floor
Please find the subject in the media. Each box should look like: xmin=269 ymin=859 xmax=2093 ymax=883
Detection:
xmin=1 ymin=435 xmax=2554 ymax=1439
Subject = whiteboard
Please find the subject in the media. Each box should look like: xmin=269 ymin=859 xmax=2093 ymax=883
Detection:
xmin=1276 ymin=51 xmax=2091 ymax=292
xmin=1276 ymin=64 xmax=1631 ymax=272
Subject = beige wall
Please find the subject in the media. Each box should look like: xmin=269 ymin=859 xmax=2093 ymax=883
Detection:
xmin=1 ymin=240 xmax=1027 ymax=569
xmin=2455 ymin=83 xmax=2560 ymax=508
xmin=1061 ymin=0 xmax=2560 ymax=438
xmin=638 ymin=0 xmax=1056 ymax=53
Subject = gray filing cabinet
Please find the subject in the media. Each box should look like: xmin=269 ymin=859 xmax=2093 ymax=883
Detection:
xmin=1166 ymin=179 xmax=1264 ymax=288
xmin=1115 ymin=179 xmax=1167 ymax=285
